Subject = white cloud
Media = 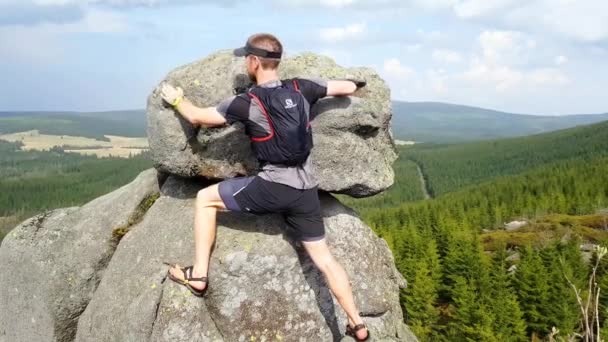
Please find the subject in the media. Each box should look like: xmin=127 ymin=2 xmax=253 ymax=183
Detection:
xmin=452 ymin=0 xmax=516 ymax=18
xmin=458 ymin=30 xmax=568 ymax=91
xmin=478 ymin=30 xmax=536 ymax=66
xmin=59 ymin=9 xmax=128 ymax=33
xmin=528 ymin=68 xmax=569 ymax=86
xmin=555 ymin=55 xmax=568 ymax=66
xmin=383 ymin=58 xmax=415 ymax=79
xmin=461 ymin=60 xmax=523 ymax=92
xmin=318 ymin=0 xmax=356 ymax=8
xmin=403 ymin=44 xmax=422 ymax=52
xmin=506 ymin=0 xmax=608 ymax=42
xmin=0 ymin=0 xmax=221 ymax=27
xmin=319 ymin=22 xmax=366 ymax=43
xmin=416 ymin=29 xmax=442 ymax=41
xmin=384 ymin=27 xmax=572 ymax=112
xmin=427 ymin=68 xmax=448 ymax=93
xmin=284 ymin=0 xmax=608 ymax=43
xmin=0 ymin=8 xmax=128 ymax=63
xmin=432 ymin=49 xmax=462 ymax=64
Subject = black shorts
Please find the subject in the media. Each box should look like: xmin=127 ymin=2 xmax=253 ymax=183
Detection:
xmin=218 ymin=176 xmax=325 ymax=242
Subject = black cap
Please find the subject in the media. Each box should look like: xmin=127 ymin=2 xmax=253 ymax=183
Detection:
xmin=233 ymin=41 xmax=282 ymax=59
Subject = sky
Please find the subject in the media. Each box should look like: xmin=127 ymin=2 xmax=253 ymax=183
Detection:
xmin=1 ymin=0 xmax=607 ymax=115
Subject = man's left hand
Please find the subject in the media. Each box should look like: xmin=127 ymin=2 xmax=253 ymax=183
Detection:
xmin=160 ymin=83 xmax=185 ymax=107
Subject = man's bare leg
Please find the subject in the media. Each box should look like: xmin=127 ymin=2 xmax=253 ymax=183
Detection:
xmin=168 ymin=183 xmax=226 ymax=290
xmin=301 ymin=237 xmax=369 ymax=340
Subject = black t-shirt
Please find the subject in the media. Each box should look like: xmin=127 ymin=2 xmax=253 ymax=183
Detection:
xmin=216 ymin=77 xmax=328 ymax=126
xmin=215 ymin=77 xmax=328 ymax=189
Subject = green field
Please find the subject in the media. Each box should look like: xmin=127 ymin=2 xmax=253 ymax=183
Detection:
xmin=0 ymin=140 xmax=153 ymax=243
xmin=0 ymin=110 xmax=146 ymax=141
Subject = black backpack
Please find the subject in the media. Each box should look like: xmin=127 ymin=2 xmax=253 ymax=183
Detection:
xmin=246 ymin=79 xmax=313 ymax=167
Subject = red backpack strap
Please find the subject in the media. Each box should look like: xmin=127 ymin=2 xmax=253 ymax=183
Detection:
xmin=291 ymin=79 xmax=311 ymax=128
xmin=247 ymin=91 xmax=275 ymax=142
xmin=292 ymin=79 xmax=300 ymax=93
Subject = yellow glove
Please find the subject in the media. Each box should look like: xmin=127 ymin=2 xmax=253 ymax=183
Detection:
xmin=160 ymin=83 xmax=185 ymax=107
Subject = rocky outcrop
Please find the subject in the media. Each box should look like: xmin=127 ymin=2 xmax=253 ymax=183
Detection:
xmin=75 ymin=174 xmax=414 ymax=341
xmin=0 ymin=51 xmax=416 ymax=341
xmin=146 ymin=51 xmax=397 ymax=198
xmin=0 ymin=169 xmax=161 ymax=342
xmin=0 ymin=169 xmax=416 ymax=341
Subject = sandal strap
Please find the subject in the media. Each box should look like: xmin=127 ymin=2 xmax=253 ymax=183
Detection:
xmin=353 ymin=323 xmax=366 ymax=331
xmin=183 ymin=266 xmax=208 ymax=282
xmin=346 ymin=323 xmax=369 ymax=341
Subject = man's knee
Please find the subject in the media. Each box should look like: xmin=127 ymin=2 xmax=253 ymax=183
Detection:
xmin=196 ymin=185 xmax=223 ymax=208
xmin=302 ymin=238 xmax=337 ymax=273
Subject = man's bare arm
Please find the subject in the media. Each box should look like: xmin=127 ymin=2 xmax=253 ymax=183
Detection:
xmin=326 ymin=79 xmax=366 ymax=97
xmin=174 ymin=99 xmax=227 ymax=128
xmin=160 ymin=83 xmax=227 ymax=128
xmin=326 ymin=80 xmax=357 ymax=96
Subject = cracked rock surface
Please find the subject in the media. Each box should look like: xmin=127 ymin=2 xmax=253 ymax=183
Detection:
xmin=0 ymin=168 xmax=417 ymax=341
xmin=74 ymin=174 xmax=416 ymax=342
xmin=0 ymin=169 xmax=160 ymax=342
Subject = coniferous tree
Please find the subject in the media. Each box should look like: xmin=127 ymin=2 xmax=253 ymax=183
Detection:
xmin=488 ymin=247 xmax=528 ymax=341
xmin=514 ymin=245 xmax=553 ymax=337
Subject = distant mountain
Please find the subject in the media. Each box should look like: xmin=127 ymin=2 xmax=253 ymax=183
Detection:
xmin=0 ymin=110 xmax=147 ymax=140
xmin=4 ymin=103 xmax=608 ymax=144
xmin=392 ymin=101 xmax=608 ymax=143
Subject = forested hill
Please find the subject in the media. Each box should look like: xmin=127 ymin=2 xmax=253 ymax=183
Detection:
xmin=0 ymin=110 xmax=146 ymax=140
xmin=351 ymin=121 xmax=608 ymax=341
xmin=362 ymin=154 xmax=608 ymax=341
xmin=392 ymin=101 xmax=608 ymax=142
xmin=404 ymin=120 xmax=608 ymax=197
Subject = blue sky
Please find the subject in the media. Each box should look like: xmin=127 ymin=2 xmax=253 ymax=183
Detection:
xmin=1 ymin=0 xmax=607 ymax=115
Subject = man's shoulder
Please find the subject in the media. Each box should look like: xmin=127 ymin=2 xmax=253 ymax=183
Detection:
xmin=216 ymin=93 xmax=252 ymax=119
xmin=287 ymin=77 xmax=327 ymax=87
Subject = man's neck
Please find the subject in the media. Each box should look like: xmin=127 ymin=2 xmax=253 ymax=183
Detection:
xmin=255 ymin=70 xmax=280 ymax=85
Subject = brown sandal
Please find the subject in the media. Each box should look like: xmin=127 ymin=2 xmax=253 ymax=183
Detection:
xmin=163 ymin=262 xmax=208 ymax=297
xmin=345 ymin=322 xmax=370 ymax=341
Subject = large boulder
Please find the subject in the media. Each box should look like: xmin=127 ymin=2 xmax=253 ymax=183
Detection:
xmin=146 ymin=51 xmax=397 ymax=198
xmin=0 ymin=169 xmax=161 ymax=342
xmin=0 ymin=169 xmax=417 ymax=341
xmin=75 ymin=174 xmax=415 ymax=341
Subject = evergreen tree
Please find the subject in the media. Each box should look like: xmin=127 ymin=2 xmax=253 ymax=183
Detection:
xmin=513 ymin=245 xmax=552 ymax=337
xmin=488 ymin=247 xmax=528 ymax=341
xmin=405 ymin=259 xmax=440 ymax=341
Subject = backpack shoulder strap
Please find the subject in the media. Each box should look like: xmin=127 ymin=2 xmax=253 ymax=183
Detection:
xmin=246 ymin=88 xmax=275 ymax=142
xmin=292 ymin=79 xmax=301 ymax=93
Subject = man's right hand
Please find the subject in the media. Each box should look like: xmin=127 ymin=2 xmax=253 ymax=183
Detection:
xmin=160 ymin=83 xmax=185 ymax=107
xmin=347 ymin=79 xmax=366 ymax=89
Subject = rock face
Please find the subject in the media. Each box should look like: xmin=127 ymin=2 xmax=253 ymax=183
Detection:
xmin=0 ymin=169 xmax=417 ymax=342
xmin=146 ymin=51 xmax=397 ymax=198
xmin=0 ymin=169 xmax=161 ymax=342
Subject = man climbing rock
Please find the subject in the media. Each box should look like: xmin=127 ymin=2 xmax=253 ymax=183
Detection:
xmin=160 ymin=33 xmax=369 ymax=341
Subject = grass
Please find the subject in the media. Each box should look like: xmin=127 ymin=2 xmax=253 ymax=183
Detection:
xmin=481 ymin=213 xmax=608 ymax=251
xmin=111 ymin=192 xmax=160 ymax=244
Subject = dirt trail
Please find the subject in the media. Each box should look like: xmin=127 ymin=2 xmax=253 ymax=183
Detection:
xmin=414 ymin=162 xmax=431 ymax=200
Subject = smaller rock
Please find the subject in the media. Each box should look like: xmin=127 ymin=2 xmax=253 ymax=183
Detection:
xmin=504 ymin=220 xmax=527 ymax=231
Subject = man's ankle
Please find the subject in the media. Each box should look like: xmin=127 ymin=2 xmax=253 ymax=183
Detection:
xmin=193 ymin=265 xmax=207 ymax=276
